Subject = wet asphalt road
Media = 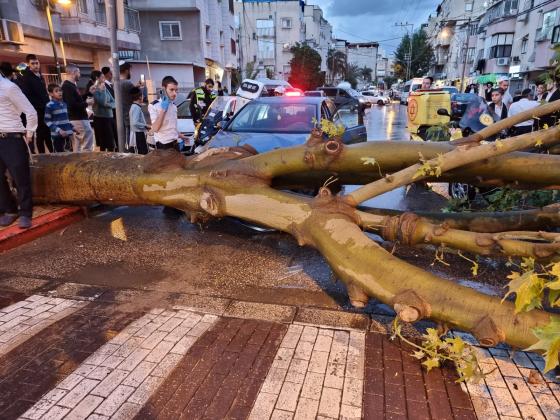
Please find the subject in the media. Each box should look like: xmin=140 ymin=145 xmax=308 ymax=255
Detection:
xmin=1 ymin=103 xmax=474 ymax=315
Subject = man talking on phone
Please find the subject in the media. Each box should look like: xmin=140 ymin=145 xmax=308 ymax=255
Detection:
xmin=0 ymin=68 xmax=38 ymax=229
xmin=148 ymin=76 xmax=189 ymax=150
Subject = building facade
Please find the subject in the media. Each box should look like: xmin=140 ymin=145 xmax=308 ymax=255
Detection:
xmin=0 ymin=0 xmax=140 ymax=83
xmin=235 ymin=0 xmax=331 ymax=81
xmin=128 ymin=0 xmax=237 ymax=93
xmin=426 ymin=0 xmax=560 ymax=91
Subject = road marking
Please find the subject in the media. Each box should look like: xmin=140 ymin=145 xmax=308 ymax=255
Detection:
xmin=249 ymin=324 xmax=366 ymax=420
xmin=20 ymin=308 xmax=217 ymax=420
xmin=0 ymin=295 xmax=86 ymax=357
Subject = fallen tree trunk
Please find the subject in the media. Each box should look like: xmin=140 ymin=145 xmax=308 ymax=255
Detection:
xmin=30 ymin=145 xmax=557 ymax=352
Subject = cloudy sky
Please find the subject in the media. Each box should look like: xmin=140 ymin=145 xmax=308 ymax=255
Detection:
xmin=310 ymin=0 xmax=441 ymax=54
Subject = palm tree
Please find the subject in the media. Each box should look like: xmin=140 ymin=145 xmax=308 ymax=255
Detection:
xmin=360 ymin=66 xmax=373 ymax=83
xmin=327 ymin=49 xmax=347 ymax=84
xmin=345 ymin=63 xmax=361 ymax=89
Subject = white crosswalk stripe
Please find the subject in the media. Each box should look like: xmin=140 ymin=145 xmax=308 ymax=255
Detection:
xmin=0 ymin=295 xmax=86 ymax=357
xmin=19 ymin=307 xmax=218 ymax=420
xmin=249 ymin=324 xmax=366 ymax=420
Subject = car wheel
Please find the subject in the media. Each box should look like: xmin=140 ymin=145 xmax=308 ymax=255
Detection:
xmin=377 ymin=100 xmax=384 ymax=106
xmin=448 ymin=183 xmax=476 ymax=202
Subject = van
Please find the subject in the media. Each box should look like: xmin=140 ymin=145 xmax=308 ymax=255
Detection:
xmin=400 ymin=78 xmax=424 ymax=105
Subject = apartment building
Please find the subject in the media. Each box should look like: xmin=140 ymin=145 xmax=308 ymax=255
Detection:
xmin=128 ymin=0 xmax=237 ymax=92
xmin=376 ymin=47 xmax=395 ymax=82
xmin=235 ymin=0 xmax=332 ymax=81
xmin=426 ymin=0 xmax=487 ymax=85
xmin=0 ymin=0 xmax=140 ymax=82
xmin=426 ymin=0 xmax=560 ymax=90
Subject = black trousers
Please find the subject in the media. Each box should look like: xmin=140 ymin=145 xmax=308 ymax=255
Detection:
xmin=512 ymin=125 xmax=533 ymax=136
xmin=35 ymin=117 xmax=53 ymax=154
xmin=155 ymin=141 xmax=177 ymax=150
xmin=132 ymin=132 xmax=149 ymax=155
xmin=93 ymin=116 xmax=117 ymax=152
xmin=0 ymin=134 xmax=32 ymax=217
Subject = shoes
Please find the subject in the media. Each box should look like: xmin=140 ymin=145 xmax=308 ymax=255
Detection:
xmin=0 ymin=213 xmax=18 ymax=227
xmin=18 ymin=216 xmax=32 ymax=229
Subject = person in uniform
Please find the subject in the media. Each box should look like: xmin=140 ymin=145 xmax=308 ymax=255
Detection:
xmin=189 ymin=78 xmax=217 ymax=124
xmin=0 ymin=68 xmax=38 ymax=229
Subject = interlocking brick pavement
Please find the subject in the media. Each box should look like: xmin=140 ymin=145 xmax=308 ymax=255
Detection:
xmin=0 ymin=301 xmax=140 ymax=419
xmin=21 ymin=308 xmax=217 ymax=419
xmin=0 ymin=295 xmax=87 ymax=357
xmin=135 ymin=316 xmax=287 ymax=420
xmin=250 ymin=324 xmax=366 ymax=420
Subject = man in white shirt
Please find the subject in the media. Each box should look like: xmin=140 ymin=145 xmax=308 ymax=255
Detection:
xmin=498 ymin=77 xmax=513 ymax=108
xmin=508 ymin=89 xmax=539 ymax=136
xmin=0 ymin=71 xmax=38 ymax=229
xmin=148 ymin=76 xmax=189 ymax=150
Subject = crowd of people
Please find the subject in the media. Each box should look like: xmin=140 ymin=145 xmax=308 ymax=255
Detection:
xmin=0 ymin=53 xmax=224 ymax=229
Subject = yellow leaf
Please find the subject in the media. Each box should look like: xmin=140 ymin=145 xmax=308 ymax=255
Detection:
xmin=535 ymin=138 xmax=543 ymax=147
xmin=445 ymin=337 xmax=466 ymax=355
xmin=495 ymin=140 xmax=504 ymax=149
xmin=526 ymin=317 xmax=560 ymax=373
xmin=502 ymin=271 xmax=544 ymax=313
xmin=110 ymin=218 xmax=127 ymax=241
xmin=422 ymin=358 xmax=440 ymax=371
xmin=544 ymin=124 xmax=549 ymax=129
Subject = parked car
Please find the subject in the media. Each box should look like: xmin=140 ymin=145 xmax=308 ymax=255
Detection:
xmin=176 ymin=94 xmax=196 ymax=137
xmin=317 ymin=86 xmax=370 ymax=110
xmin=360 ymin=90 xmax=391 ymax=106
xmin=202 ymin=96 xmax=367 ymax=154
xmin=256 ymin=78 xmax=293 ymax=96
xmin=441 ymin=86 xmax=459 ymax=95
xmin=304 ymin=90 xmax=325 ymax=97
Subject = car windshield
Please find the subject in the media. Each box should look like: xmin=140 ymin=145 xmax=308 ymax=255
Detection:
xmin=177 ymin=101 xmax=192 ymax=118
xmin=411 ymin=83 xmax=422 ymax=92
xmin=228 ymin=102 xmax=317 ymax=133
xmin=442 ymin=87 xmax=459 ymax=94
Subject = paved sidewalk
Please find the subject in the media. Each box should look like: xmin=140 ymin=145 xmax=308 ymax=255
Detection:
xmin=0 ymin=205 xmax=83 ymax=253
xmin=0 ymin=285 xmax=557 ymax=419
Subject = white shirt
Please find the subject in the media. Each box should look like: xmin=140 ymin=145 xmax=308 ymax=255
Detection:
xmin=547 ymin=88 xmax=557 ymax=102
xmin=502 ymin=90 xmax=513 ymax=108
xmin=508 ymin=98 xmax=539 ymax=127
xmin=148 ymin=99 xmax=178 ymax=144
xmin=0 ymin=76 xmax=37 ymax=133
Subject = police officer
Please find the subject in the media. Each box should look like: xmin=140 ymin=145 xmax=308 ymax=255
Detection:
xmin=189 ymin=78 xmax=217 ymax=124
xmin=0 ymin=67 xmax=38 ymax=229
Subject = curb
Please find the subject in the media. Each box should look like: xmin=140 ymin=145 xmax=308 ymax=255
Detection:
xmin=0 ymin=207 xmax=84 ymax=253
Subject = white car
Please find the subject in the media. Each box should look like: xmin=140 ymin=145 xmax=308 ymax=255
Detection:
xmin=360 ymin=90 xmax=391 ymax=106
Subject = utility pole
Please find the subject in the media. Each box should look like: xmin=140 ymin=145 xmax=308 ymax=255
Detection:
xmin=45 ymin=1 xmax=62 ymax=79
xmin=459 ymin=18 xmax=472 ymax=93
xmin=395 ymin=22 xmax=414 ymax=81
xmin=106 ymin=0 xmax=125 ymax=152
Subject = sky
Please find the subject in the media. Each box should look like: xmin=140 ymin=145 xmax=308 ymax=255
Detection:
xmin=310 ymin=0 xmax=441 ymax=55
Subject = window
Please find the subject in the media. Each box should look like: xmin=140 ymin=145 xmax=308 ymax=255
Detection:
xmin=504 ymin=0 xmax=518 ymax=14
xmin=466 ymin=47 xmax=475 ymax=63
xmin=465 ymin=2 xmax=473 ymax=12
xmin=281 ymin=18 xmax=292 ymax=29
xmin=553 ymin=26 xmax=560 ymax=44
xmin=542 ymin=10 xmax=557 ymax=40
xmin=78 ymin=0 xmax=87 ymax=13
xmin=490 ymin=33 xmax=514 ymax=58
xmin=257 ymin=39 xmax=274 ymax=59
xmin=231 ymin=38 xmax=236 ymax=55
xmin=228 ymin=102 xmax=317 ymax=134
xmin=521 ymin=35 xmax=529 ymax=53
xmin=159 ymin=21 xmax=182 ymax=40
xmin=206 ymin=25 xmax=210 ymax=39
xmin=256 ymin=19 xmax=274 ymax=37
xmin=468 ymin=23 xmax=478 ymax=36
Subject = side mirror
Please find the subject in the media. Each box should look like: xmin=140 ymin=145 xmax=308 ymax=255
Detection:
xmin=437 ymin=108 xmax=451 ymax=117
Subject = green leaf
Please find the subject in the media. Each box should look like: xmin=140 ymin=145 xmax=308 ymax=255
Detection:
xmin=526 ymin=317 xmax=560 ymax=373
xmin=445 ymin=337 xmax=466 ymax=356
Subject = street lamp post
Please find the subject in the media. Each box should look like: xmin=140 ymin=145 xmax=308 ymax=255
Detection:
xmin=395 ymin=22 xmax=414 ymax=81
xmin=106 ymin=0 xmax=125 ymax=152
xmin=45 ymin=0 xmax=72 ymax=80
xmin=459 ymin=18 xmax=472 ymax=93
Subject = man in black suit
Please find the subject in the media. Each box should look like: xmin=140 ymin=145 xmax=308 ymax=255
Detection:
xmin=543 ymin=80 xmax=560 ymax=128
xmin=18 ymin=54 xmax=52 ymax=153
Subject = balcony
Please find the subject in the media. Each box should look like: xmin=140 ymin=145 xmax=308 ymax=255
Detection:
xmin=127 ymin=0 xmax=199 ymax=11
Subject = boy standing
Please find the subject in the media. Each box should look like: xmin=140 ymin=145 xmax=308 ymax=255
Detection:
xmin=45 ymin=84 xmax=74 ymax=153
xmin=128 ymin=86 xmax=150 ymax=154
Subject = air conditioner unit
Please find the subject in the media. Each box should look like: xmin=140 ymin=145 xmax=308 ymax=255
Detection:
xmin=0 ymin=19 xmax=24 ymax=45
xmin=496 ymin=57 xmax=510 ymax=66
